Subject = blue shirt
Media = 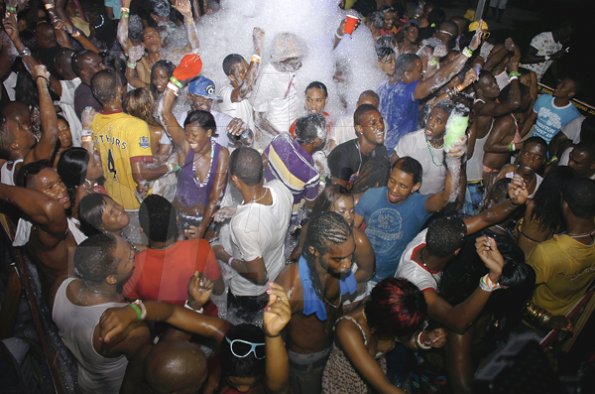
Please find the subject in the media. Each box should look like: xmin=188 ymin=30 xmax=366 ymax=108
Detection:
xmin=356 ymin=187 xmax=430 ymax=281
xmin=530 ymin=94 xmax=580 ymax=144
xmin=378 ymin=80 xmax=420 ymax=152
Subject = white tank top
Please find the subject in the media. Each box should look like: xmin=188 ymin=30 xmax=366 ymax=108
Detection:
xmin=0 ymin=159 xmax=23 ymax=186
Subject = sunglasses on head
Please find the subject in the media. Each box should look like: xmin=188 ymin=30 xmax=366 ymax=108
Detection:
xmin=226 ymin=337 xmax=266 ymax=360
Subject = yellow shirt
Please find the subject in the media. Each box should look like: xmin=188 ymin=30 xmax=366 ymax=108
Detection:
xmin=527 ymin=234 xmax=595 ymax=316
xmin=92 ymin=112 xmax=153 ymax=210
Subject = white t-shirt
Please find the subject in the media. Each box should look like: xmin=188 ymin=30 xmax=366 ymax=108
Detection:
xmin=58 ymin=78 xmax=83 ymax=147
xmin=251 ymin=63 xmax=299 ymax=134
xmin=561 ymin=115 xmax=585 ymax=144
xmin=218 ymin=84 xmax=255 ymax=131
xmin=519 ymin=32 xmax=562 ymax=81
xmin=395 ymin=229 xmax=442 ymax=291
xmin=229 ymin=180 xmax=293 ymax=296
xmin=329 ymin=115 xmax=356 ymax=148
xmin=395 ymin=129 xmax=445 ymax=195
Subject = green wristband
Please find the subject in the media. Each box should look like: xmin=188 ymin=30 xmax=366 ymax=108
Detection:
xmin=169 ymin=76 xmax=184 ymax=89
xmin=508 ymin=70 xmax=521 ymax=78
xmin=129 ymin=303 xmax=142 ymax=320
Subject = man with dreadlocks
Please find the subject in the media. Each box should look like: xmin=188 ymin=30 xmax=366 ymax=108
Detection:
xmin=276 ymin=211 xmax=358 ymax=394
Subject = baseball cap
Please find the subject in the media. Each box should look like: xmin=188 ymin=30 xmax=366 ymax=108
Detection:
xmin=187 ymin=76 xmax=221 ymax=100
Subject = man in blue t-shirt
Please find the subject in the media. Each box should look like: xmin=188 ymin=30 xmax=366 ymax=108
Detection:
xmin=529 ymin=78 xmax=580 ymax=144
xmin=376 ymin=29 xmax=482 ymax=152
xmin=355 ymin=156 xmax=459 ymax=282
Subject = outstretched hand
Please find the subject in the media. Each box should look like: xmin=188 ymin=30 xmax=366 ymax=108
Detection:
xmin=253 ymin=27 xmax=265 ymax=54
xmin=507 ymin=175 xmax=528 ymax=206
xmin=263 ymin=282 xmax=291 ymax=338
xmin=172 ymin=0 xmax=193 ymax=19
xmin=468 ymin=23 xmax=484 ymax=51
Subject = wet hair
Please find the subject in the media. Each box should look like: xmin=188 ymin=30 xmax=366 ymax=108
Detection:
xmin=562 ymin=177 xmax=595 ymax=219
xmin=376 ymin=46 xmax=395 ymax=62
xmin=128 ymin=14 xmax=145 ymax=41
xmin=375 ymin=36 xmax=396 ymax=52
xmin=395 ymin=53 xmax=420 ymax=81
xmin=353 ymin=104 xmax=379 ymax=127
xmin=91 ymin=70 xmax=119 ymax=105
xmin=391 ymin=157 xmax=422 ymax=185
xmin=57 ymin=147 xmax=89 ymax=202
xmin=424 ymin=100 xmax=453 ymax=126
xmin=351 ymin=157 xmax=390 ymax=195
xmin=221 ymin=324 xmax=265 ymax=378
xmin=79 ymin=193 xmax=109 ymax=236
xmin=139 ymin=194 xmax=178 ymax=243
xmin=123 ymin=88 xmax=155 ymax=124
xmin=229 ymin=147 xmax=263 ymax=186
xmin=365 ymin=278 xmax=427 ymax=339
xmin=184 ymin=110 xmax=218 ymax=136
xmin=368 ymin=11 xmax=385 ymax=30
xmin=303 ymin=212 xmax=353 ymax=297
xmin=531 ymin=166 xmax=575 ymax=233
xmin=15 ymin=160 xmax=53 ymax=188
xmin=295 ymin=113 xmax=326 ymax=144
xmin=222 ymin=53 xmax=245 ymax=76
xmin=305 ymin=81 xmax=328 ymax=97
xmin=426 ymin=216 xmax=467 ymax=257
xmin=74 ymin=232 xmax=118 ymax=284
xmin=311 ymin=185 xmax=352 ymax=217
xmin=150 ymin=60 xmax=175 ymax=98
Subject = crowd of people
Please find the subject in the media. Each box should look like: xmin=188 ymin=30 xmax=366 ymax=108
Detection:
xmin=0 ymin=0 xmax=593 ymax=393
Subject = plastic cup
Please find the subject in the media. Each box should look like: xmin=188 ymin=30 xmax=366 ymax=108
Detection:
xmin=344 ymin=15 xmax=360 ymax=35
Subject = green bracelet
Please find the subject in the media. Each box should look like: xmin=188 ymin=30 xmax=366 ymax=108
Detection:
xmin=508 ymin=70 xmax=521 ymax=78
xmin=129 ymin=303 xmax=142 ymax=320
xmin=6 ymin=5 xmax=17 ymax=13
xmin=508 ymin=142 xmax=516 ymax=152
xmin=169 ymin=76 xmax=184 ymax=89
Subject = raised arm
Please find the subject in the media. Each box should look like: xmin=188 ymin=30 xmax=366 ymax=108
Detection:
xmin=415 ymin=29 xmax=483 ymax=100
xmin=172 ymin=0 xmax=200 ymax=50
xmin=263 ymin=283 xmax=291 ymax=393
xmin=483 ymin=116 xmax=520 ymax=154
xmin=161 ymin=84 xmax=190 ymax=155
xmin=28 ymin=65 xmax=59 ymax=163
xmin=231 ymin=28 xmax=265 ymax=102
xmin=116 ymin=0 xmax=133 ymax=52
xmin=41 ymin=0 xmax=72 ymax=49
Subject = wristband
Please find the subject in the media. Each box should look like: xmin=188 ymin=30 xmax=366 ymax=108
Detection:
xmin=428 ymin=56 xmax=439 ymax=67
xmin=18 ymin=47 xmax=32 ymax=57
xmin=167 ymin=162 xmax=181 ymax=174
xmin=548 ymin=155 xmax=558 ymax=164
xmin=250 ymin=54 xmax=261 ymax=64
xmin=508 ymin=142 xmax=516 ymax=152
xmin=121 ymin=11 xmax=129 ymax=19
xmin=479 ymin=274 xmax=500 ymax=292
xmin=166 ymin=82 xmax=180 ymax=95
xmin=184 ymin=300 xmax=204 ymax=314
xmin=462 ymin=47 xmax=474 ymax=58
xmin=44 ymin=3 xmax=55 ymax=10
xmin=126 ymin=61 xmax=137 ymax=69
xmin=544 ymin=54 xmax=550 ymax=61
xmin=71 ymin=29 xmax=81 ymax=38
xmin=508 ymin=70 xmax=521 ymax=78
xmin=265 ymin=333 xmax=281 ymax=338
xmin=6 ymin=5 xmax=17 ymax=13
xmin=129 ymin=302 xmax=144 ymax=320
xmin=335 ymin=30 xmax=344 ymax=40
xmin=508 ymin=76 xmax=518 ymax=82
xmin=227 ymin=256 xmax=235 ymax=266
xmin=132 ymin=299 xmax=147 ymax=320
xmin=120 ymin=7 xmax=130 ymax=13
xmin=416 ymin=331 xmax=431 ymax=350
xmin=35 ymin=75 xmax=49 ymax=85
xmin=169 ymin=76 xmax=184 ymax=89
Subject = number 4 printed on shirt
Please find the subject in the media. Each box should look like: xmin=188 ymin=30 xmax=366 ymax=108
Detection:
xmin=107 ymin=149 xmax=118 ymax=180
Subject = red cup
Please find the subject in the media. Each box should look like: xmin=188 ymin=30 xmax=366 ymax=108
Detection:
xmin=173 ymin=54 xmax=203 ymax=81
xmin=344 ymin=15 xmax=360 ymax=35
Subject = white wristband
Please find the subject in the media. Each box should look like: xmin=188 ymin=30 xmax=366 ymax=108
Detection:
xmin=184 ymin=300 xmax=204 ymax=314
xmin=416 ymin=331 xmax=431 ymax=350
xmin=227 ymin=256 xmax=235 ymax=266
xmin=479 ymin=274 xmax=501 ymax=292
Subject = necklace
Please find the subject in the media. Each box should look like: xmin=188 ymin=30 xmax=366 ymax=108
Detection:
xmin=425 ymin=139 xmax=444 ymax=167
xmin=192 ymin=139 xmax=215 ymax=187
xmin=567 ymin=229 xmax=595 ymax=239
xmin=252 ymin=188 xmax=268 ymax=203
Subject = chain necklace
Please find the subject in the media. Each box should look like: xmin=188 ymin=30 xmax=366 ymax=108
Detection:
xmin=425 ymin=138 xmax=444 ymax=167
xmin=192 ymin=139 xmax=215 ymax=187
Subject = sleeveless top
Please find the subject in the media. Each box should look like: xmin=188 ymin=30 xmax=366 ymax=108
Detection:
xmin=52 ymin=278 xmax=128 ymax=394
xmin=322 ymin=316 xmax=387 ymax=394
xmin=175 ymin=140 xmax=221 ymax=208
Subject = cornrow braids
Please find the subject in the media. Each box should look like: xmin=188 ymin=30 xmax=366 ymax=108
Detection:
xmin=303 ymin=212 xmax=352 ymax=297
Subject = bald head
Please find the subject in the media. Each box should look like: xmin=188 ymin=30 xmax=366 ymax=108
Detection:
xmin=91 ymin=70 xmax=119 ymax=106
xmin=145 ymin=341 xmax=207 ymax=393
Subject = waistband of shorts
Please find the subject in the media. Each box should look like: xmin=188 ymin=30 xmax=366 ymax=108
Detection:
xmin=467 ymin=179 xmax=484 ymax=185
xmin=288 ymin=347 xmax=331 ymax=368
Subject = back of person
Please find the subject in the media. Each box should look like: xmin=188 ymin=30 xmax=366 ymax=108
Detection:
xmin=52 ymin=278 xmax=128 ymax=394
xmin=92 ymin=112 xmax=151 ymax=210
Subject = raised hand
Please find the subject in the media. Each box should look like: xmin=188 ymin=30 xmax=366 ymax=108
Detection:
xmin=2 ymin=13 xmax=20 ymax=43
xmin=507 ymin=174 xmax=528 ymax=206
xmin=127 ymin=44 xmax=145 ymax=63
xmin=475 ymin=236 xmax=504 ymax=283
xmin=172 ymin=0 xmax=193 ymax=19
xmin=468 ymin=22 xmax=484 ymax=51
xmin=253 ymin=27 xmax=265 ymax=55
xmin=187 ymin=271 xmax=214 ymax=309
xmin=227 ymin=118 xmax=245 ymax=137
xmin=263 ymin=282 xmax=291 ymax=338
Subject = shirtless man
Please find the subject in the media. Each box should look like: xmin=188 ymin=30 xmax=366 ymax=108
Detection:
xmin=496 ymin=137 xmax=547 ymax=198
xmin=276 ymin=211 xmax=358 ymax=394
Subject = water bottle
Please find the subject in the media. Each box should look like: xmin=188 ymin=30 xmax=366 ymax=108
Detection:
xmin=444 ymin=104 xmax=470 ymax=152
